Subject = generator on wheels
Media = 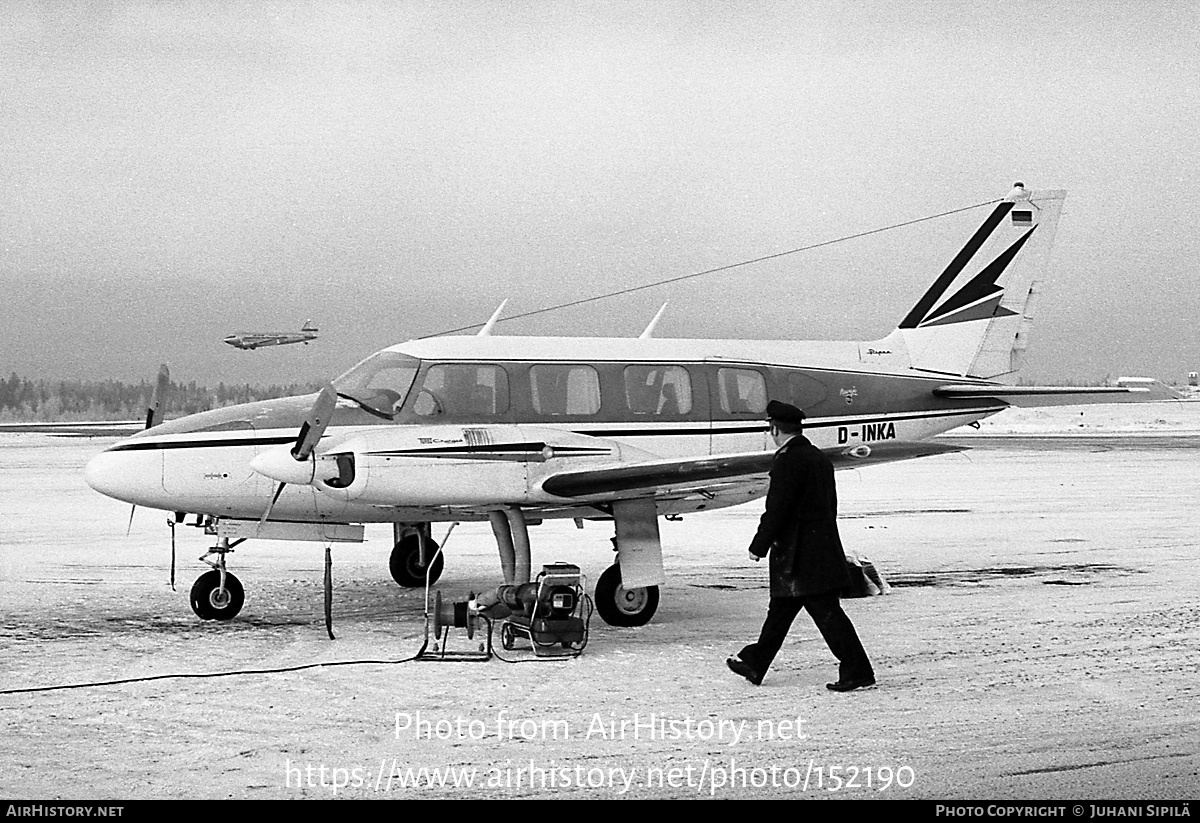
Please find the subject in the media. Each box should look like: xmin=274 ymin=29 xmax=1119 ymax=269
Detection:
xmin=493 ymin=564 xmax=589 ymax=657
xmin=425 ymin=563 xmax=590 ymax=660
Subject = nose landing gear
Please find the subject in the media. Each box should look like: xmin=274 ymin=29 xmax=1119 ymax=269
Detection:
xmin=189 ymin=537 xmax=246 ymax=620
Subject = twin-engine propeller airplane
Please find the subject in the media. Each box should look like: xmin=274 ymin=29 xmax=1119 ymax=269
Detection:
xmin=84 ymin=185 xmax=1166 ymax=628
xmin=223 ymin=320 xmax=319 ymax=351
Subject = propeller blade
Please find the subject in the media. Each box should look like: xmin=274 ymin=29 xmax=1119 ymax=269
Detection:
xmin=144 ymin=364 xmax=171 ymax=430
xmin=255 ymin=384 xmax=336 ymax=534
xmin=126 ymin=505 xmax=136 ymax=536
xmin=258 ymin=481 xmax=288 ymax=532
xmin=292 ymin=384 xmax=337 ymax=461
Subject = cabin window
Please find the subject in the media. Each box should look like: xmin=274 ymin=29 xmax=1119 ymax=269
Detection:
xmin=623 ymin=365 xmax=692 ymax=416
xmin=530 ymin=365 xmax=601 ymax=416
xmin=716 ymin=368 xmax=766 ymax=415
xmin=786 ymin=372 xmax=828 ymax=410
xmin=332 ymin=351 xmax=421 ymax=418
xmin=414 ymin=364 xmax=509 ymax=417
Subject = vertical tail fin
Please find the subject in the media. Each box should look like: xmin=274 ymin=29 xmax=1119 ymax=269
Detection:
xmin=863 ymin=184 xmax=1066 ymax=379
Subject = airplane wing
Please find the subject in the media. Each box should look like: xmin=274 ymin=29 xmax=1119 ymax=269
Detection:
xmin=3 ymin=366 xmax=171 ymax=437
xmin=0 ymin=421 xmax=147 ymax=437
xmin=539 ymin=440 xmax=965 ymax=500
xmin=934 ymin=378 xmax=1182 ymax=407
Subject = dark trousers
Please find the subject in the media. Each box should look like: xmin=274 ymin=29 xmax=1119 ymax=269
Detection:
xmin=740 ymin=592 xmax=873 ymax=682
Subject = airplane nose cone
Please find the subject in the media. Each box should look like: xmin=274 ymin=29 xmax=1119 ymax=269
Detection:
xmin=85 ymin=450 xmax=134 ymax=501
xmin=85 ymin=445 xmax=166 ymax=507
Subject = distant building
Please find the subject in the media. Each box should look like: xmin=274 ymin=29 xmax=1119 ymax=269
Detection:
xmin=1189 ymin=372 xmax=1198 ymax=387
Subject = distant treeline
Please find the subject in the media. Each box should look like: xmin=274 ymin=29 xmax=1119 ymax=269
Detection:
xmin=0 ymin=373 xmax=321 ymax=422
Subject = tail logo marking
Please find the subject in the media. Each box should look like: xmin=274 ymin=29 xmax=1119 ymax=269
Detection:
xmin=901 ymin=196 xmax=1038 ymax=330
xmin=917 ymin=227 xmax=1036 ymax=327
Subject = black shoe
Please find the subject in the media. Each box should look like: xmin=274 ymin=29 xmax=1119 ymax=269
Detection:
xmin=726 ymin=656 xmax=763 ymax=686
xmin=826 ymin=676 xmax=876 ymax=692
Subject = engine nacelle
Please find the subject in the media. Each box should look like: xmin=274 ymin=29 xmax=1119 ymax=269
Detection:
xmin=310 ymin=424 xmax=644 ymax=507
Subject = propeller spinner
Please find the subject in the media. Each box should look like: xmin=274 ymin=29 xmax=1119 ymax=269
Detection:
xmin=251 ymin=384 xmax=337 ymax=527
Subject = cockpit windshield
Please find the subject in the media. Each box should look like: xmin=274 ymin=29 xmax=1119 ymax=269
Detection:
xmin=332 ymin=351 xmax=421 ymax=418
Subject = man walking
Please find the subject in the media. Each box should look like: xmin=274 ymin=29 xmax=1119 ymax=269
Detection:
xmin=726 ymin=400 xmax=875 ymax=691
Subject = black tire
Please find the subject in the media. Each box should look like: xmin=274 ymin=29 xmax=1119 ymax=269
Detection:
xmin=389 ymin=535 xmax=444 ymax=587
xmin=595 ymin=564 xmax=659 ymax=627
xmin=500 ymin=622 xmax=516 ymax=650
xmin=189 ymin=570 xmax=245 ymax=621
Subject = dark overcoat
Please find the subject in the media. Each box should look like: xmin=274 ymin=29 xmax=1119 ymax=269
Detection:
xmin=748 ymin=434 xmax=851 ymax=598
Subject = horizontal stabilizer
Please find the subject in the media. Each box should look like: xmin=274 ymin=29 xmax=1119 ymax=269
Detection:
xmin=540 ymin=441 xmax=965 ymax=499
xmin=934 ymin=379 xmax=1182 ymax=407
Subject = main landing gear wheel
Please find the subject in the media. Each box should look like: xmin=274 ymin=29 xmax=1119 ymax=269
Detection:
xmin=190 ymin=570 xmax=245 ymax=621
xmin=389 ymin=535 xmax=444 ymax=587
xmin=595 ymin=564 xmax=659 ymax=628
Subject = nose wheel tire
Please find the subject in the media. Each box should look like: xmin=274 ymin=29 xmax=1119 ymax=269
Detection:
xmin=190 ymin=570 xmax=245 ymax=621
xmin=389 ymin=535 xmax=444 ymax=587
xmin=595 ymin=564 xmax=659 ymax=627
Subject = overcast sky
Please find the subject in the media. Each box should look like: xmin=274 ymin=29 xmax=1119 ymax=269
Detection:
xmin=2 ymin=0 xmax=1198 ymax=388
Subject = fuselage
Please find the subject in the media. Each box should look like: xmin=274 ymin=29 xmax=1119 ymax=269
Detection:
xmin=85 ymin=334 xmax=1007 ymax=524
xmin=223 ymin=330 xmax=318 ymax=350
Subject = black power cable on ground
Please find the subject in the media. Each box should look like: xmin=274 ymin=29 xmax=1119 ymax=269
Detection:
xmin=0 ymin=654 xmax=430 ymax=696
